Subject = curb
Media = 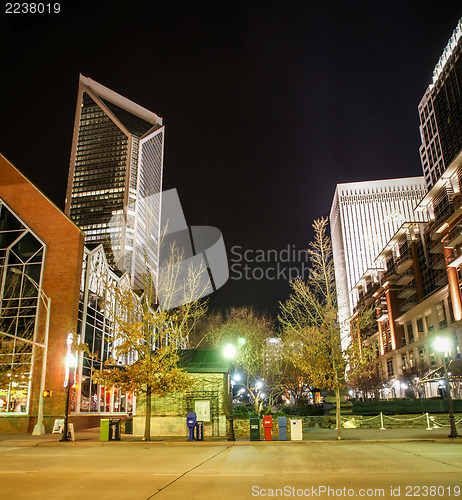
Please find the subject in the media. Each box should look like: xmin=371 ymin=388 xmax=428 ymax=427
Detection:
xmin=1 ymin=437 xmax=460 ymax=447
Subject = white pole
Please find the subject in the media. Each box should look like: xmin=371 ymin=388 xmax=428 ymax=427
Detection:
xmin=426 ymin=412 xmax=432 ymax=431
xmin=32 ymin=296 xmax=50 ymax=436
xmin=380 ymin=412 xmax=386 ymax=430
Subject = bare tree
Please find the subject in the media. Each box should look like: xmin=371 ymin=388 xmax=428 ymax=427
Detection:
xmin=279 ymin=217 xmax=375 ymax=439
xmin=207 ymin=307 xmax=284 ymax=414
xmin=347 ymin=367 xmax=387 ymax=400
xmin=400 ymin=362 xmax=430 ymax=399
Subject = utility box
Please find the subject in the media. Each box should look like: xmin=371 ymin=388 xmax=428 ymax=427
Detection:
xmin=290 ymin=418 xmax=303 ymax=441
xmin=125 ymin=415 xmax=133 ymax=434
xmin=100 ymin=419 xmax=110 ymax=441
xmin=278 ymin=416 xmax=287 ymax=441
xmin=109 ymin=418 xmax=121 ymax=441
xmin=263 ymin=415 xmax=273 ymax=441
xmin=195 ymin=421 xmax=204 ymax=441
xmin=187 ymin=412 xmax=197 ymax=441
xmin=250 ymin=417 xmax=260 ymax=441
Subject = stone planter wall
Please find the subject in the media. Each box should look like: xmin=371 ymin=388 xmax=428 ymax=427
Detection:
xmin=228 ymin=413 xmax=462 ymax=437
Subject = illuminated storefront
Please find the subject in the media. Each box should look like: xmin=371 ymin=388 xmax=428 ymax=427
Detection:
xmin=70 ymin=245 xmax=135 ymax=417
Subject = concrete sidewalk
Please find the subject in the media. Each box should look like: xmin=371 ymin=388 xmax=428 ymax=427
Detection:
xmin=0 ymin=426 xmax=461 ymax=447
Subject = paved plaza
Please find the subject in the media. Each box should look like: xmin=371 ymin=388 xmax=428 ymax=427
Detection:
xmin=0 ymin=428 xmax=461 ymax=499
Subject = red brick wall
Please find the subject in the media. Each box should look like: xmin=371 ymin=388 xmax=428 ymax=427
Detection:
xmin=0 ymin=154 xmax=85 ymax=433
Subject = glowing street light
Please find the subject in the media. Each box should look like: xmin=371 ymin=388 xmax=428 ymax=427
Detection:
xmin=224 ymin=343 xmax=237 ymax=359
xmin=223 ymin=343 xmax=237 ymax=441
xmin=60 ymin=333 xmax=76 ymax=442
xmin=434 ymin=336 xmax=460 ymax=439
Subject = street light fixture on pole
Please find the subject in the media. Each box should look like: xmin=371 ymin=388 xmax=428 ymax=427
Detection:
xmin=434 ymin=336 xmax=460 ymax=439
xmin=60 ymin=333 xmax=76 ymax=442
xmin=223 ymin=343 xmax=237 ymax=441
xmin=11 ymin=268 xmax=50 ymax=436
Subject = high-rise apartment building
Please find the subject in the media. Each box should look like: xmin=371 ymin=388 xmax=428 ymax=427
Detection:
xmin=330 ymin=178 xmax=427 ymax=347
xmin=348 ymin=19 xmax=462 ymax=399
xmin=65 ymin=75 xmax=164 ymax=289
xmin=418 ymin=18 xmax=462 ymax=190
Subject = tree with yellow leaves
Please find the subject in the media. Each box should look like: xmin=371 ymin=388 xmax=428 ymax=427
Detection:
xmin=91 ymin=246 xmax=209 ymax=441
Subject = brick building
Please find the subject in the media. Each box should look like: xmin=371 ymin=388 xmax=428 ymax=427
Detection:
xmin=0 ymin=153 xmax=85 ymax=433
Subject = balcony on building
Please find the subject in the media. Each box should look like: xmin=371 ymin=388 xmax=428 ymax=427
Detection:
xmin=432 ymin=253 xmax=447 ymax=270
xmin=452 ymin=193 xmax=462 ymax=211
xmin=435 ymin=272 xmax=449 ymax=288
xmin=433 ymin=203 xmax=455 ymax=232
xmin=397 ymin=283 xmax=416 ymax=299
xmin=382 ymin=266 xmax=398 ymax=281
xmin=363 ymin=281 xmax=379 ymax=306
xmin=376 ymin=306 xmax=389 ymax=322
xmin=430 ymin=239 xmax=444 ymax=254
xmin=447 ymin=245 xmax=462 ymax=268
xmin=445 ymin=224 xmax=462 ymax=249
xmin=396 ymin=268 xmax=414 ymax=286
xmin=399 ymin=295 xmax=418 ymax=312
xmin=395 ymin=251 xmax=413 ymax=274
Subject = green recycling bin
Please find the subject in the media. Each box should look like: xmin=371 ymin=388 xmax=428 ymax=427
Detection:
xmin=125 ymin=416 xmax=133 ymax=434
xmin=100 ymin=418 xmax=110 ymax=441
xmin=250 ymin=417 xmax=260 ymax=441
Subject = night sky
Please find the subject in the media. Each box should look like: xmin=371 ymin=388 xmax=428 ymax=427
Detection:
xmin=1 ymin=1 xmax=461 ymax=318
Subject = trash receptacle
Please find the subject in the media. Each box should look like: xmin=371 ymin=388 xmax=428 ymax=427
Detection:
xmin=125 ymin=415 xmax=133 ymax=434
xmin=100 ymin=418 xmax=110 ymax=441
xmin=109 ymin=418 xmax=121 ymax=441
xmin=290 ymin=418 xmax=303 ymax=441
xmin=186 ymin=412 xmax=196 ymax=441
xmin=250 ymin=417 xmax=260 ymax=441
xmin=195 ymin=421 xmax=204 ymax=441
xmin=263 ymin=415 xmax=273 ymax=441
xmin=278 ymin=416 xmax=287 ymax=441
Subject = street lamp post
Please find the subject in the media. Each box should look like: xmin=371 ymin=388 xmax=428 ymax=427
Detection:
xmin=60 ymin=333 xmax=76 ymax=442
xmin=11 ymin=268 xmax=50 ymax=436
xmin=434 ymin=336 xmax=460 ymax=439
xmin=223 ymin=343 xmax=236 ymax=441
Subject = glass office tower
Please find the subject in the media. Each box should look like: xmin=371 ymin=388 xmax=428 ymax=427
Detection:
xmin=65 ymin=75 xmax=164 ymax=289
xmin=330 ymin=178 xmax=427 ymax=348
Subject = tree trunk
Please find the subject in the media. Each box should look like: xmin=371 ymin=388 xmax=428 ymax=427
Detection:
xmin=335 ymin=386 xmax=342 ymax=440
xmin=254 ymin=395 xmax=259 ymax=414
xmin=144 ymin=385 xmax=151 ymax=441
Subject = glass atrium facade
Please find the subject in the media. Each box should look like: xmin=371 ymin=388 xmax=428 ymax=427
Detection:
xmin=71 ymin=246 xmax=134 ymax=415
xmin=0 ymin=201 xmax=45 ymax=414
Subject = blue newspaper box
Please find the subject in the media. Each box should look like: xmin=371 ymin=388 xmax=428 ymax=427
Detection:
xmin=278 ymin=416 xmax=287 ymax=441
xmin=187 ymin=412 xmax=196 ymax=441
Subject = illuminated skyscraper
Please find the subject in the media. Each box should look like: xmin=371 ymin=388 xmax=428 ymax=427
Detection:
xmin=65 ymin=75 xmax=164 ymax=288
xmin=418 ymin=18 xmax=462 ymax=190
xmin=330 ymin=178 xmax=427 ymax=347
